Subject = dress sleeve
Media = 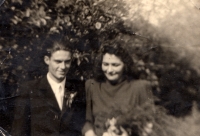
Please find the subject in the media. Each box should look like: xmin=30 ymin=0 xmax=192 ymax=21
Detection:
xmin=82 ymin=79 xmax=94 ymax=134
xmin=138 ymin=80 xmax=154 ymax=106
xmin=11 ymin=83 xmax=31 ymax=136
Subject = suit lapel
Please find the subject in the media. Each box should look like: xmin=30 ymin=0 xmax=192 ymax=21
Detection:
xmin=61 ymin=80 xmax=77 ymax=116
xmin=61 ymin=88 xmax=68 ymax=116
xmin=37 ymin=77 xmax=78 ymax=117
xmin=38 ymin=77 xmax=61 ymax=113
xmin=61 ymin=81 xmax=71 ymax=116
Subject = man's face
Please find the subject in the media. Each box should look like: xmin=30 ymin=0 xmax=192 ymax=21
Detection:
xmin=44 ymin=50 xmax=72 ymax=83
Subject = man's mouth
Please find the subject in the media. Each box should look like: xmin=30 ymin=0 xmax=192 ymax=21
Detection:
xmin=58 ymin=71 xmax=65 ymax=74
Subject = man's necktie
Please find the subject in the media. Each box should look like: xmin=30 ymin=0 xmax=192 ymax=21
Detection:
xmin=58 ymin=85 xmax=63 ymax=110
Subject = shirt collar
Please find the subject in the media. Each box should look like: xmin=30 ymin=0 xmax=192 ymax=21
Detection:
xmin=47 ymin=72 xmax=66 ymax=91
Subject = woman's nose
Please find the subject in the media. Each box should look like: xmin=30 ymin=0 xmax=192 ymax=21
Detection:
xmin=107 ymin=65 xmax=113 ymax=73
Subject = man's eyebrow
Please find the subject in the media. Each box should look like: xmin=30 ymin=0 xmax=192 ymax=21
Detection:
xmin=65 ymin=59 xmax=71 ymax=62
xmin=54 ymin=59 xmax=72 ymax=61
xmin=54 ymin=60 xmax=62 ymax=62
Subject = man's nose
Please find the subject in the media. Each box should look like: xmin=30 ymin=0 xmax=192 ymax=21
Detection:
xmin=60 ymin=62 xmax=66 ymax=69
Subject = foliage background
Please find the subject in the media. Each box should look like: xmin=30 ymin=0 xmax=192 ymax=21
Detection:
xmin=1 ymin=0 xmax=200 ymax=135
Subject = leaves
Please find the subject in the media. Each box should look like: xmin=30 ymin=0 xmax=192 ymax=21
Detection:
xmin=11 ymin=0 xmax=23 ymax=5
xmin=0 ymin=0 xmax=127 ymax=84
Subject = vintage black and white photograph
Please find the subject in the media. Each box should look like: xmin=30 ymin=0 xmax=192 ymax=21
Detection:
xmin=1 ymin=0 xmax=200 ymax=136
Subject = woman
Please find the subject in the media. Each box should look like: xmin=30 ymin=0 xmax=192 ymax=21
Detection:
xmin=82 ymin=41 xmax=153 ymax=136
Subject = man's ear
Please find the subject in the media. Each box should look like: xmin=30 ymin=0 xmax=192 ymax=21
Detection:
xmin=44 ymin=56 xmax=50 ymax=65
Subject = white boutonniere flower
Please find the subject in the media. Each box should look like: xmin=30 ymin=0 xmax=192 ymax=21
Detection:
xmin=66 ymin=91 xmax=77 ymax=108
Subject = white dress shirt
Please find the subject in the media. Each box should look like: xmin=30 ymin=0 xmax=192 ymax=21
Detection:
xmin=47 ymin=73 xmax=66 ymax=110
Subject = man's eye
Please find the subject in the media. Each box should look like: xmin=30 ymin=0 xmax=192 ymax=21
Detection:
xmin=55 ymin=61 xmax=62 ymax=63
xmin=65 ymin=61 xmax=71 ymax=64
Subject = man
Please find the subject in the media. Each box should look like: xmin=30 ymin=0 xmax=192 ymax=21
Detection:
xmin=11 ymin=34 xmax=85 ymax=136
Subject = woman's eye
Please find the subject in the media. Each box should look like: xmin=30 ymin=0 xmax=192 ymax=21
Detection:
xmin=112 ymin=64 xmax=120 ymax=67
xmin=103 ymin=63 xmax=109 ymax=66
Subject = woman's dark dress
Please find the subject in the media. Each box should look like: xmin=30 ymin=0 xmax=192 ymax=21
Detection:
xmin=83 ymin=79 xmax=153 ymax=136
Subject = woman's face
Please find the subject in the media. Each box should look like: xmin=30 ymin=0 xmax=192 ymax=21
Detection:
xmin=102 ymin=53 xmax=124 ymax=83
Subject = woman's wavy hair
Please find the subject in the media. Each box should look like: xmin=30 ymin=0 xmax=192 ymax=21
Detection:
xmin=93 ymin=41 xmax=138 ymax=82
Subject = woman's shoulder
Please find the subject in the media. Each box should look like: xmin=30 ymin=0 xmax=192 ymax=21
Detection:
xmin=129 ymin=80 xmax=153 ymax=105
xmin=85 ymin=79 xmax=100 ymax=90
xmin=130 ymin=79 xmax=150 ymax=86
xmin=129 ymin=79 xmax=151 ymax=91
xmin=85 ymin=78 xmax=98 ymax=85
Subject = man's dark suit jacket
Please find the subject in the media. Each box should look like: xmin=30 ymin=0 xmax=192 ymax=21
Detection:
xmin=11 ymin=76 xmax=86 ymax=136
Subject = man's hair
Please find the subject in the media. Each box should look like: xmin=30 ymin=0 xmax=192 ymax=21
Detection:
xmin=42 ymin=34 xmax=73 ymax=57
xmin=93 ymin=40 xmax=138 ymax=82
